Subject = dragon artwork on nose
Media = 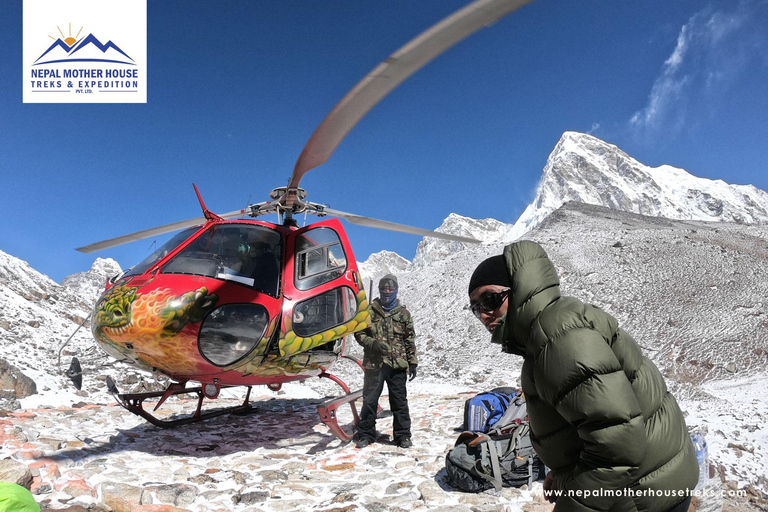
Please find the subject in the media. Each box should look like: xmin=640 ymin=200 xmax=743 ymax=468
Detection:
xmin=92 ymin=284 xmax=219 ymax=374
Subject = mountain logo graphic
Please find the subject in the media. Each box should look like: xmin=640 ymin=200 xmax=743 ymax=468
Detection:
xmin=34 ymin=32 xmax=135 ymax=66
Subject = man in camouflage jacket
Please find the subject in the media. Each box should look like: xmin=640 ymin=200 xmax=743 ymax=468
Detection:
xmin=354 ymin=274 xmax=418 ymax=448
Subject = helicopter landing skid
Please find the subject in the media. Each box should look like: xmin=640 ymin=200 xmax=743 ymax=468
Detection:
xmin=113 ymin=383 xmax=254 ymax=429
xmin=316 ymin=372 xmax=362 ymax=442
xmin=315 ymin=355 xmax=384 ymax=441
xmin=315 ymin=355 xmax=383 ymax=442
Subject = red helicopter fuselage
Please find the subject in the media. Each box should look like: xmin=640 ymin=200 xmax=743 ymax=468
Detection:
xmin=90 ymin=217 xmax=370 ymax=398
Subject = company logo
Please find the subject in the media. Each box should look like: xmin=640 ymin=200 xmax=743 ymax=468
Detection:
xmin=23 ymin=1 xmax=147 ymax=104
xmin=34 ymin=25 xmax=135 ymax=66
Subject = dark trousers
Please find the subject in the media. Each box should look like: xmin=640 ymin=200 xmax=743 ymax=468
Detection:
xmin=358 ymin=365 xmax=411 ymax=442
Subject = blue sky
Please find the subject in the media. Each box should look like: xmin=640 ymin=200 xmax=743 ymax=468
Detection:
xmin=2 ymin=0 xmax=767 ymax=283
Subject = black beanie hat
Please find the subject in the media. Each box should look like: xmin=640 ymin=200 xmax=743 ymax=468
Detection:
xmin=379 ymin=274 xmax=398 ymax=290
xmin=468 ymin=255 xmax=511 ymax=295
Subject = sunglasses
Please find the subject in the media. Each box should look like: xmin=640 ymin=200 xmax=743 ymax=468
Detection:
xmin=470 ymin=288 xmax=510 ymax=318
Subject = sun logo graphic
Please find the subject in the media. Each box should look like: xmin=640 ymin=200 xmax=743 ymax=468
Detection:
xmin=23 ymin=0 xmax=146 ymax=104
xmin=34 ymin=23 xmax=135 ymax=66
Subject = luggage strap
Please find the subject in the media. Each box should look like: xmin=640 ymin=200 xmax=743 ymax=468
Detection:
xmin=470 ymin=424 xmax=530 ymax=492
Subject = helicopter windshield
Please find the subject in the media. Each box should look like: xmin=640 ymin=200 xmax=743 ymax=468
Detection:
xmin=161 ymin=223 xmax=282 ymax=296
xmin=123 ymin=226 xmax=201 ymax=278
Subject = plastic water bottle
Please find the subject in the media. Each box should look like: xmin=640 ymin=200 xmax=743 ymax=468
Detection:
xmin=691 ymin=432 xmax=708 ymax=491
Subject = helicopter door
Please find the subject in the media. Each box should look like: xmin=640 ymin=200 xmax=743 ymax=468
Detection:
xmin=279 ymin=219 xmax=370 ymax=357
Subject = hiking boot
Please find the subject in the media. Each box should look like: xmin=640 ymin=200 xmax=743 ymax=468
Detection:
xmin=355 ymin=437 xmax=372 ymax=448
xmin=397 ymin=437 xmax=412 ymax=449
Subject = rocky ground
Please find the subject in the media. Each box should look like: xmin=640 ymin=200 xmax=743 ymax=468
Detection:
xmin=1 ymin=385 xmax=550 ymax=512
xmin=0 ymin=380 xmax=765 ymax=512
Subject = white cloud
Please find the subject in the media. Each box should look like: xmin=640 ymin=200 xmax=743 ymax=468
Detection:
xmin=663 ymin=25 xmax=689 ymax=72
xmin=629 ymin=0 xmax=766 ymax=138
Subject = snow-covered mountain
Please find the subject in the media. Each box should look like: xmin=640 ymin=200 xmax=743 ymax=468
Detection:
xmin=0 ymin=249 xmax=124 ymax=400
xmin=412 ymin=213 xmax=510 ymax=268
xmin=355 ymin=131 xmax=768 ymax=413
xmin=396 ymin=201 xmax=768 ymax=388
xmin=506 ymin=131 xmax=768 ymax=241
xmin=357 ymin=250 xmax=412 ymax=286
xmin=60 ymin=257 xmax=122 ymax=301
xmin=364 ymin=130 xmax=768 ymax=278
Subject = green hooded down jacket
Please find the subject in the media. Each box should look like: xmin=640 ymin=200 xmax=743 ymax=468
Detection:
xmin=490 ymin=241 xmax=697 ymax=512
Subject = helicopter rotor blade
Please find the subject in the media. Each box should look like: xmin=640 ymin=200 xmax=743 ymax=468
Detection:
xmin=289 ymin=0 xmax=535 ymax=189
xmin=76 ymin=209 xmax=247 ymax=254
xmin=321 ymin=207 xmax=480 ymax=244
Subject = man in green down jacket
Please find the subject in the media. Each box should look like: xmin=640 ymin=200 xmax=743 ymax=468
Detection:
xmin=468 ymin=241 xmax=697 ymax=512
xmin=354 ymin=274 xmax=418 ymax=449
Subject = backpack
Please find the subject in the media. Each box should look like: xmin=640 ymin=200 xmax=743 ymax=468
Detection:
xmin=446 ymin=390 xmax=544 ymax=492
xmin=462 ymin=387 xmax=523 ymax=433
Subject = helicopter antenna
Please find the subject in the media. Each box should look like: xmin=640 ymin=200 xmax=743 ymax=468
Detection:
xmin=193 ymin=183 xmax=223 ymax=221
xmin=243 ymin=195 xmax=252 ymax=218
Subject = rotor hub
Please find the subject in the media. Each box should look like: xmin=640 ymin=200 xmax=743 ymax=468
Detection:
xmin=269 ymin=187 xmax=307 ymax=202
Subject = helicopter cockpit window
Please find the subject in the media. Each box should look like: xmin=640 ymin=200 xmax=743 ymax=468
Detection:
xmin=161 ymin=224 xmax=282 ymax=296
xmin=294 ymin=227 xmax=347 ymax=291
xmin=292 ymin=286 xmax=358 ymax=338
xmin=124 ymin=226 xmax=201 ymax=278
xmin=199 ymin=303 xmax=269 ymax=366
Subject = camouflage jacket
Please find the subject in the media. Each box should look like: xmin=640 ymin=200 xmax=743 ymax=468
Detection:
xmin=354 ymin=298 xmax=417 ymax=371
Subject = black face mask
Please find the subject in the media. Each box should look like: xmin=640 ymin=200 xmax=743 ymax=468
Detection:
xmin=379 ymin=288 xmax=398 ymax=310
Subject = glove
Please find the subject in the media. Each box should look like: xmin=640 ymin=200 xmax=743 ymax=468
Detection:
xmin=409 ymin=364 xmax=417 ymax=381
xmin=372 ymin=340 xmax=390 ymax=354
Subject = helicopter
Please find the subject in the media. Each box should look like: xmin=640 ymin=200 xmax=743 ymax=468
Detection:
xmin=74 ymin=0 xmax=534 ymax=441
